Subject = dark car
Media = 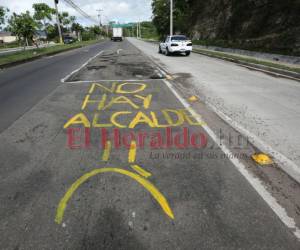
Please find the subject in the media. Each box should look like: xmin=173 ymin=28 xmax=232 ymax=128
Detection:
xmin=63 ymin=36 xmax=77 ymax=44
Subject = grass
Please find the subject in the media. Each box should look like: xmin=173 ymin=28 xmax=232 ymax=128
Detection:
xmin=193 ymin=48 xmax=300 ymax=74
xmin=0 ymin=41 xmax=22 ymax=49
xmin=140 ymin=37 xmax=159 ymax=42
xmin=0 ymin=40 xmax=102 ymax=67
xmin=191 ymin=39 xmax=299 ymax=57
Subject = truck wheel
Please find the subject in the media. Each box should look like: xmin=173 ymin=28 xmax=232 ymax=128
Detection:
xmin=158 ymin=46 xmax=162 ymax=54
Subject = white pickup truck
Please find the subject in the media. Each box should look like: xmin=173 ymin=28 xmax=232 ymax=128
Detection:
xmin=159 ymin=35 xmax=192 ymax=56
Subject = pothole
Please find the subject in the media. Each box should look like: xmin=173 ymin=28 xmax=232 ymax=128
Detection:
xmin=87 ymin=65 xmax=107 ymax=70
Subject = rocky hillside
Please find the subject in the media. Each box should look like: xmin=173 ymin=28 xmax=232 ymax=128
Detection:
xmin=152 ymin=0 xmax=300 ymax=55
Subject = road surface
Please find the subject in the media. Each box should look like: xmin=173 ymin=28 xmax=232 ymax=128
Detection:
xmin=129 ymin=38 xmax=300 ymax=182
xmin=0 ymin=39 xmax=299 ymax=249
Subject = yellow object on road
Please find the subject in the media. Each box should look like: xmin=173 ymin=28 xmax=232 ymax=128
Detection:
xmin=252 ymin=153 xmax=274 ymax=165
xmin=188 ymin=96 xmax=198 ymax=102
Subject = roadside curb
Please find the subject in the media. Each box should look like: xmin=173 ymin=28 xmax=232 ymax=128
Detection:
xmin=206 ymin=101 xmax=300 ymax=185
xmin=193 ymin=49 xmax=300 ymax=81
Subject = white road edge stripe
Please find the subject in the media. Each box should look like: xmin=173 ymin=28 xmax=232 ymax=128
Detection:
xmin=206 ymin=102 xmax=300 ymax=184
xmin=162 ymin=78 xmax=300 ymax=240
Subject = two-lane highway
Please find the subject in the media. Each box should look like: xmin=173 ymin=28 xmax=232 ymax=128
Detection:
xmin=0 ymin=39 xmax=299 ymax=249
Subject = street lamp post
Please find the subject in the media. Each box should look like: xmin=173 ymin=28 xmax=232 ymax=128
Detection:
xmin=170 ymin=0 xmax=173 ymax=36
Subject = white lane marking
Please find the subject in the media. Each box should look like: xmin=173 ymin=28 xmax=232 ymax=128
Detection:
xmin=162 ymin=78 xmax=300 ymax=240
xmin=60 ymin=50 xmax=105 ymax=83
xmin=207 ymin=102 xmax=300 ymax=184
xmin=150 ymin=44 xmax=300 ymax=185
xmin=117 ymin=49 xmax=123 ymax=55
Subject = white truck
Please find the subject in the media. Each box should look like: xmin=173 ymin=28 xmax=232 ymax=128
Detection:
xmin=159 ymin=35 xmax=192 ymax=56
xmin=111 ymin=27 xmax=123 ymax=42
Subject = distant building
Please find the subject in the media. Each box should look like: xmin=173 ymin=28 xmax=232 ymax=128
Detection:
xmin=0 ymin=32 xmax=17 ymax=43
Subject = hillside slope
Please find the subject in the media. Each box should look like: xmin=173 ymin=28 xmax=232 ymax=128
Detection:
xmin=152 ymin=0 xmax=300 ymax=55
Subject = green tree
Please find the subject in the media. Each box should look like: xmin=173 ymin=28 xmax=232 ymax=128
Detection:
xmin=152 ymin=0 xmax=194 ymax=38
xmin=71 ymin=22 xmax=84 ymax=40
xmin=0 ymin=6 xmax=9 ymax=30
xmin=71 ymin=23 xmax=83 ymax=33
xmin=45 ymin=24 xmax=58 ymax=40
xmin=59 ymin=12 xmax=70 ymax=27
xmin=152 ymin=0 xmax=170 ymax=38
xmin=8 ymin=11 xmax=38 ymax=46
xmin=58 ymin=12 xmax=77 ymax=32
xmin=81 ymin=26 xmax=105 ymax=41
xmin=69 ymin=16 xmax=76 ymax=25
xmin=33 ymin=3 xmax=55 ymax=30
xmin=140 ymin=21 xmax=159 ymax=39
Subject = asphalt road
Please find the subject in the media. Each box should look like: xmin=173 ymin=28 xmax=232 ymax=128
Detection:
xmin=128 ymin=38 xmax=300 ymax=181
xmin=0 ymin=39 xmax=299 ymax=249
xmin=0 ymin=40 xmax=110 ymax=132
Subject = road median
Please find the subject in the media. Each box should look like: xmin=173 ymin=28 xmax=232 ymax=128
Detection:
xmin=0 ymin=40 xmax=103 ymax=69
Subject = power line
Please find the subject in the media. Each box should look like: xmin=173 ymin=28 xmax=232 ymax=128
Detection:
xmin=61 ymin=0 xmax=98 ymax=24
xmin=96 ymin=9 xmax=103 ymax=27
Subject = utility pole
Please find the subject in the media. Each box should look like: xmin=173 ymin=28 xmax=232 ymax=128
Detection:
xmin=136 ymin=23 xmax=139 ymax=38
xmin=54 ymin=0 xmax=63 ymax=44
xmin=97 ymin=9 xmax=103 ymax=28
xmin=139 ymin=22 xmax=142 ymax=39
xmin=103 ymin=15 xmax=109 ymax=37
xmin=170 ymin=0 xmax=173 ymax=36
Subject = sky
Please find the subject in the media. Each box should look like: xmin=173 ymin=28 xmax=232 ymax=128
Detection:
xmin=0 ymin=0 xmax=153 ymax=26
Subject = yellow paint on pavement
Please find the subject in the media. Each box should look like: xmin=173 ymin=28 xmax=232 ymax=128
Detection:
xmin=64 ymin=113 xmax=91 ymax=128
xmin=55 ymin=168 xmax=174 ymax=224
xmin=102 ymin=141 xmax=112 ymax=161
xmin=128 ymin=141 xmax=137 ymax=163
xmin=131 ymin=165 xmax=152 ymax=178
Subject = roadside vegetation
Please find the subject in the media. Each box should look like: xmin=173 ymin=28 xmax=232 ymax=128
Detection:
xmin=0 ymin=40 xmax=101 ymax=67
xmin=193 ymin=48 xmax=300 ymax=74
xmin=151 ymin=0 xmax=300 ymax=56
xmin=0 ymin=3 xmax=107 ymax=47
xmin=0 ymin=3 xmax=108 ymax=67
xmin=123 ymin=21 xmax=159 ymax=41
